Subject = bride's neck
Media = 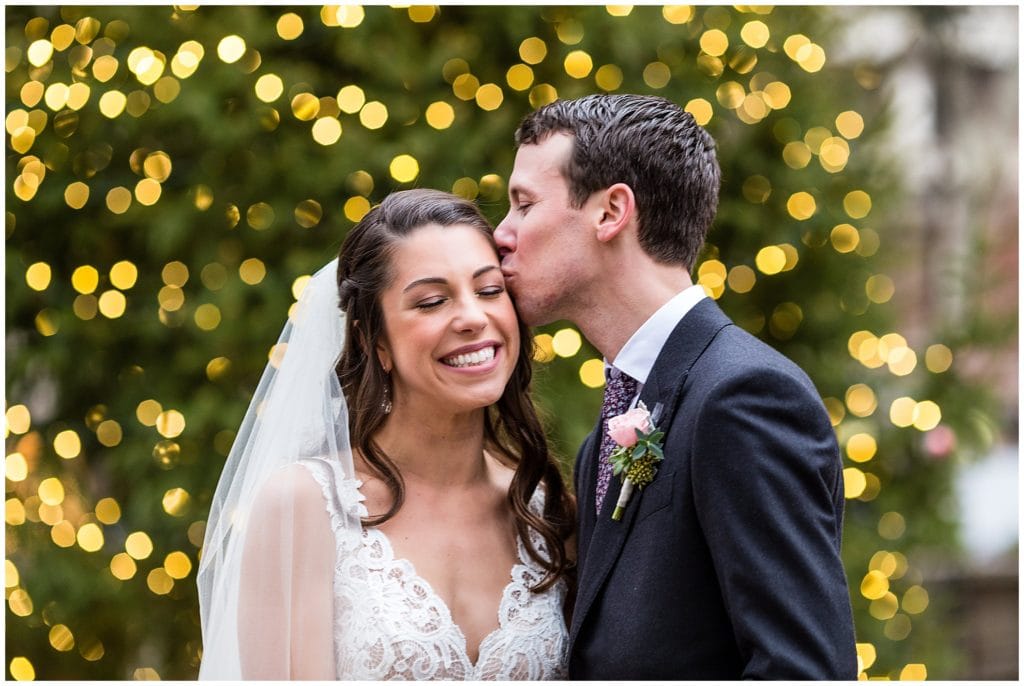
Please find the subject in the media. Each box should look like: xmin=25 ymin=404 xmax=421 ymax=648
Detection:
xmin=372 ymin=406 xmax=488 ymax=488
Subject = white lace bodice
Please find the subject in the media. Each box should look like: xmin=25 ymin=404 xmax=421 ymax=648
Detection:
xmin=301 ymin=459 xmax=569 ymax=680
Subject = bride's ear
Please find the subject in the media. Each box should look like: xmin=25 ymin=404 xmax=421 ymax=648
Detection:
xmin=594 ymin=183 xmax=636 ymax=243
xmin=375 ymin=339 xmax=393 ymax=374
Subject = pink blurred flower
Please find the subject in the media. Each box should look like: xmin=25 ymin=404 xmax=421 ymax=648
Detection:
xmin=923 ymin=424 xmax=957 ymax=459
xmin=608 ymin=406 xmax=654 ymax=448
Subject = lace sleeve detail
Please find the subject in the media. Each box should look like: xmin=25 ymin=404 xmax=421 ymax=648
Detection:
xmin=298 ymin=457 xmax=366 ymax=553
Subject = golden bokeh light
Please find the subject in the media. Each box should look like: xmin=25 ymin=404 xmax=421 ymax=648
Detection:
xmin=106 ymin=186 xmax=132 ymax=214
xmin=836 ymin=110 xmax=864 ymax=139
xmin=9 ymin=588 xmax=33 ymax=616
xmin=72 ymin=265 xmax=99 ymax=294
xmin=830 ymin=224 xmax=860 ymax=253
xmin=344 ymin=196 xmax=371 ymax=223
xmin=99 ymin=89 xmax=127 ymax=118
xmin=359 ymin=100 xmax=388 ymax=129
xmin=7 ymin=498 xmax=27 ymax=526
xmin=77 ymin=522 xmax=104 ymax=552
xmin=889 ymin=396 xmax=916 ymax=428
xmin=532 ymin=333 xmax=555 ymax=363
xmin=408 ymin=6 xmax=437 ymax=23
xmin=878 ymin=511 xmax=906 ymax=540
xmin=110 ymin=552 xmax=137 ymax=580
xmin=643 ymin=61 xmax=671 ymax=89
xmin=845 ymin=383 xmax=877 ymax=417
xmin=900 ymin=664 xmax=927 ymax=680
xmin=662 ymin=5 xmax=694 ymax=24
xmin=754 ymin=246 xmax=786 ymax=275
xmin=925 ymin=344 xmax=953 ymax=373
xmin=786 ymin=191 xmax=816 ymax=220
xmin=555 ymin=19 xmax=584 ymax=45
xmin=312 ymin=116 xmax=342 ymax=145
xmin=685 ymin=98 xmax=713 ymax=126
xmin=869 ymin=591 xmax=898 ymax=620
xmin=97 ymin=419 xmax=123 ymax=447
xmin=337 ymin=84 xmax=365 ymax=113
xmin=6 ymin=453 xmax=28 ymax=482
xmin=740 ymin=20 xmax=770 ymax=48
xmin=9 ymin=656 xmax=35 ymax=681
xmin=529 ymin=83 xmax=558 ymax=108
xmin=606 ymin=5 xmax=633 ymax=16
xmin=564 ymin=50 xmax=593 ymax=79
xmin=291 ymin=92 xmax=319 ymax=120
xmin=519 ymin=37 xmax=547 ymax=64
xmin=823 ymin=397 xmax=845 ymax=426
xmin=96 ymin=497 xmax=122 ymax=524
xmin=276 ymin=12 xmax=304 ymax=40
xmin=156 ymin=409 xmax=186 ymax=438
xmin=389 ymin=154 xmax=420 ymax=183
xmin=217 ymin=35 xmax=246 ymax=64
xmin=453 ymin=73 xmax=480 ymax=101
xmin=552 ymin=328 xmax=583 ymax=358
xmin=25 ymin=262 xmax=51 ymax=291
xmin=163 ymin=487 xmax=191 ymax=516
xmin=159 ymin=285 xmax=185 ymax=311
xmin=912 ymin=400 xmax=941 ymax=431
xmin=425 ymin=101 xmax=455 ymax=129
xmin=863 ymin=274 xmax=894 ymax=305
xmin=7 ymin=405 xmax=32 ymax=435
xmin=109 ymin=260 xmax=138 ymax=290
xmin=782 ymin=141 xmax=811 ymax=169
xmin=195 ymin=303 xmax=222 ymax=331
xmin=54 ymin=429 xmax=82 ymax=459
xmin=843 ymin=467 xmax=866 ymax=499
xmin=475 ymin=83 xmax=503 ymax=110
xmin=135 ymin=178 xmax=162 ymax=205
xmin=98 ymin=289 xmax=127 ymax=318
xmin=846 ymin=433 xmax=877 ymax=463
xmin=594 ymin=64 xmax=623 ymax=92
xmin=886 ymin=346 xmax=917 ymax=376
xmin=27 ymin=39 xmax=54 ymax=67
xmin=39 ymin=477 xmax=65 ymax=506
xmin=579 ymin=359 xmax=606 ymax=389
xmin=507 ymin=64 xmax=535 ymax=91
xmin=125 ymin=531 xmax=154 ymax=560
xmin=164 ymin=551 xmax=193 ymax=579
xmin=700 ymin=29 xmax=728 ymax=57
xmin=65 ymin=181 xmax=90 ymax=209
xmin=147 ymin=567 xmax=174 ymax=595
xmin=844 ymin=190 xmax=872 ymax=218
xmin=902 ymin=585 xmax=929 ymax=615
xmin=860 ymin=569 xmax=889 ymax=600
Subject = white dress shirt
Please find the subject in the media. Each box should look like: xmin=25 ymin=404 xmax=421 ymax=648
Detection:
xmin=606 ymin=284 xmax=707 ymax=403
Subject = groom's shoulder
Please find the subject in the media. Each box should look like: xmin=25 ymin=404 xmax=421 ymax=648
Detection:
xmin=691 ymin=315 xmax=820 ymax=395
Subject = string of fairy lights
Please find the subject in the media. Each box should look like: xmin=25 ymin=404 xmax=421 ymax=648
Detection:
xmin=5 ymin=5 xmax=955 ymax=681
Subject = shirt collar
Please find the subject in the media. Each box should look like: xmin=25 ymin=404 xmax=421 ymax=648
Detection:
xmin=607 ymin=284 xmax=707 ymax=385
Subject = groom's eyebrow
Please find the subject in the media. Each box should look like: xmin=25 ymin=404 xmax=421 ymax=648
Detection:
xmin=402 ymin=266 xmax=500 ymax=292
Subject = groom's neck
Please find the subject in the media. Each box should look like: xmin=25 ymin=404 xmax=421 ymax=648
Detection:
xmin=573 ymin=260 xmax=694 ymax=364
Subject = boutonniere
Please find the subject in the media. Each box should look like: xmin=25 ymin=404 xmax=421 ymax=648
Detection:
xmin=608 ymin=401 xmax=665 ymax=521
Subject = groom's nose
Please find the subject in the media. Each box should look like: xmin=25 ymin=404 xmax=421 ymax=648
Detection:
xmin=493 ymin=216 xmax=516 ymax=261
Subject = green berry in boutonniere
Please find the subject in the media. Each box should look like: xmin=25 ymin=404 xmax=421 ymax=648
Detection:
xmin=607 ymin=401 xmax=665 ymax=521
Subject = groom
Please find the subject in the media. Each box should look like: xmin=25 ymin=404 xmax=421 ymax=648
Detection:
xmin=495 ymin=94 xmax=857 ymax=679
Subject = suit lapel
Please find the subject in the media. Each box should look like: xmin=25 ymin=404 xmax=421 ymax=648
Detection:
xmin=569 ymin=297 xmax=733 ymax=648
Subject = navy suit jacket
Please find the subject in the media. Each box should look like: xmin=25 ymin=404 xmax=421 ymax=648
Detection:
xmin=569 ymin=298 xmax=857 ymax=680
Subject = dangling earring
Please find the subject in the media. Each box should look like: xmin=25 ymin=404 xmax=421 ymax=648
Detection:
xmin=381 ymin=374 xmax=393 ymax=415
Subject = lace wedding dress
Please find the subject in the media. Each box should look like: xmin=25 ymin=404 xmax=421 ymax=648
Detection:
xmin=300 ymin=457 xmax=569 ymax=680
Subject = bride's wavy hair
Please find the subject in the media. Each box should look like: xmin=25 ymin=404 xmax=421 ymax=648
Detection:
xmin=335 ymin=188 xmax=575 ymax=592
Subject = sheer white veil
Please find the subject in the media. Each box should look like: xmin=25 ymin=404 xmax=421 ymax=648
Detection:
xmin=196 ymin=257 xmax=355 ymax=679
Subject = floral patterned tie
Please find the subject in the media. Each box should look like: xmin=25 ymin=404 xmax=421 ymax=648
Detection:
xmin=595 ymin=367 xmax=639 ymax=515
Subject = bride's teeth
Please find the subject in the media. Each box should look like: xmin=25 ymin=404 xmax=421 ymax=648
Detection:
xmin=444 ymin=346 xmax=495 ymax=367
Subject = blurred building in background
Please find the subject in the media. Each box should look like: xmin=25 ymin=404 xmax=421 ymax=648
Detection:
xmin=835 ymin=6 xmax=1018 ymax=679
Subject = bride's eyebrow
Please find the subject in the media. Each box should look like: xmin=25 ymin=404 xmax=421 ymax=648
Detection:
xmin=402 ymin=265 xmax=501 ymax=292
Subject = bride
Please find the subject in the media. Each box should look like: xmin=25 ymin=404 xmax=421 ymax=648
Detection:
xmin=197 ymin=189 xmax=575 ymax=679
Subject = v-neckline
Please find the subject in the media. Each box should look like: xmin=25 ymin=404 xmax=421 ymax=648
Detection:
xmin=362 ymin=525 xmax=523 ymax=670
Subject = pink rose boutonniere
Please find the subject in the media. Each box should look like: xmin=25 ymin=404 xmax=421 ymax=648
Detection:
xmin=608 ymin=401 xmax=666 ymax=521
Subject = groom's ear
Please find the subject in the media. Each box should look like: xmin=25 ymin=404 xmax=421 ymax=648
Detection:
xmin=593 ymin=183 xmax=636 ymax=244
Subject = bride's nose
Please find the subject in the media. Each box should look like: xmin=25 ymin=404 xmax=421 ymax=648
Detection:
xmin=452 ymin=297 xmax=488 ymax=333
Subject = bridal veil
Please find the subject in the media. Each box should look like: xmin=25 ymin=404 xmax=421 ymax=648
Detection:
xmin=196 ymin=258 xmax=353 ymax=678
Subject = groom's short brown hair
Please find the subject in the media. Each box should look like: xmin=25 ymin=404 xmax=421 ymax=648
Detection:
xmin=515 ymin=94 xmax=720 ymax=272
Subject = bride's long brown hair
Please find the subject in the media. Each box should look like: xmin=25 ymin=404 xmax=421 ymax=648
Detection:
xmin=335 ymin=188 xmax=575 ymax=592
